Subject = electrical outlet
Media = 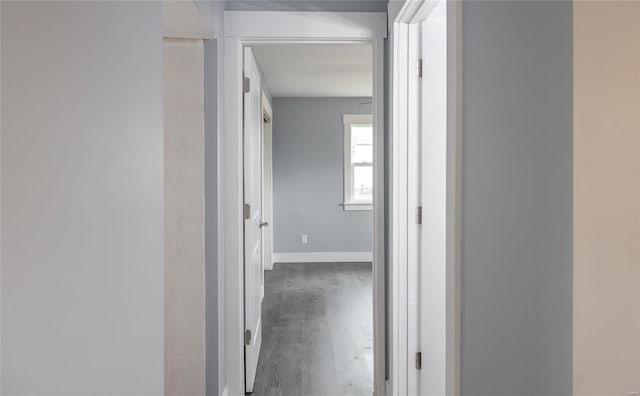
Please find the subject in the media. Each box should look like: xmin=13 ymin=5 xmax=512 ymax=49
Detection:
xmin=301 ymin=234 xmax=308 ymax=245
xmin=628 ymin=392 xmax=639 ymax=396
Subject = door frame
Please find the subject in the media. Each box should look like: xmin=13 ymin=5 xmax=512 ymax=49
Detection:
xmin=221 ymin=11 xmax=387 ymax=396
xmin=261 ymin=92 xmax=273 ymax=273
xmin=390 ymin=1 xmax=462 ymax=395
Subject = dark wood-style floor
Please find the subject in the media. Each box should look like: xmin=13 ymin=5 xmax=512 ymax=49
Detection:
xmin=251 ymin=262 xmax=373 ymax=396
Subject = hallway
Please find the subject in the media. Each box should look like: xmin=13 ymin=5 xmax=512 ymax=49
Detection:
xmin=252 ymin=263 xmax=373 ymax=396
xmin=5 ymin=1 xmax=629 ymax=395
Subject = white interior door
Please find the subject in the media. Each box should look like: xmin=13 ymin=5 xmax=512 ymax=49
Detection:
xmin=243 ymin=47 xmax=263 ymax=393
xmin=417 ymin=1 xmax=449 ymax=395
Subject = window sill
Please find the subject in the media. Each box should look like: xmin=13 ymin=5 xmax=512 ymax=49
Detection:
xmin=343 ymin=202 xmax=372 ymax=211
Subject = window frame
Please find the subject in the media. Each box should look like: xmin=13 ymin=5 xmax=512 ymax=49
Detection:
xmin=343 ymin=113 xmax=374 ymax=211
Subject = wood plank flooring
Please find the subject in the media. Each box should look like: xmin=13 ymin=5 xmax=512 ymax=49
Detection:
xmin=251 ymin=263 xmax=373 ymax=396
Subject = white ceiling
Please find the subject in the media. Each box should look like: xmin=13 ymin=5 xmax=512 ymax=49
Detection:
xmin=251 ymin=44 xmax=373 ymax=98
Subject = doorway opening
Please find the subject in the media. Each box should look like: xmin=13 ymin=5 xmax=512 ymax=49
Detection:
xmin=245 ymin=43 xmax=376 ymax=395
xmin=221 ymin=11 xmax=386 ymax=396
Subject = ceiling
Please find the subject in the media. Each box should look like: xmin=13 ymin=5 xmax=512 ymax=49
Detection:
xmin=251 ymin=44 xmax=373 ymax=98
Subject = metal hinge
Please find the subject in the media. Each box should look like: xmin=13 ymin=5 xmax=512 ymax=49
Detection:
xmin=416 ymin=58 xmax=423 ymax=78
xmin=244 ymin=203 xmax=251 ymax=220
xmin=415 ymin=352 xmax=422 ymax=370
xmin=243 ymin=77 xmax=251 ymax=93
xmin=416 ymin=206 xmax=423 ymax=225
xmin=245 ymin=329 xmax=252 ymax=346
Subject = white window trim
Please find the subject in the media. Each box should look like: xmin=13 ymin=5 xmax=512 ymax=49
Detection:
xmin=343 ymin=114 xmax=373 ymax=211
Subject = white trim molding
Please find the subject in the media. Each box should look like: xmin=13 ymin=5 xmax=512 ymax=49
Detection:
xmin=224 ymin=11 xmax=387 ymax=39
xmin=273 ymin=252 xmax=373 ymax=264
xmin=343 ymin=114 xmax=373 ymax=125
xmin=390 ymin=1 xmax=462 ymax=395
xmin=344 ymin=203 xmax=373 ymax=211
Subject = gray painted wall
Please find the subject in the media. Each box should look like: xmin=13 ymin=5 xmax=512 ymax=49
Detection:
xmin=1 ymin=1 xmax=164 ymax=393
xmin=461 ymin=2 xmax=573 ymax=395
xmin=272 ymin=98 xmax=373 ymax=253
xmin=193 ymin=2 xmax=225 ymax=395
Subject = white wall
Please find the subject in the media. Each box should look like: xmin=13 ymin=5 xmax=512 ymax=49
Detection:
xmin=164 ymin=38 xmax=206 ymax=396
xmin=1 ymin=2 xmax=164 ymax=393
xmin=573 ymin=2 xmax=640 ymax=394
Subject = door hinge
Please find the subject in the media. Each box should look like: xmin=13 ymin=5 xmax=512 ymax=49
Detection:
xmin=415 ymin=352 xmax=422 ymax=370
xmin=245 ymin=329 xmax=252 ymax=346
xmin=243 ymin=77 xmax=251 ymax=93
xmin=244 ymin=203 xmax=251 ymax=220
xmin=416 ymin=58 xmax=423 ymax=78
xmin=416 ymin=206 xmax=423 ymax=225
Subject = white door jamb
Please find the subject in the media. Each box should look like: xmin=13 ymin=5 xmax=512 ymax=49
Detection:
xmin=261 ymin=92 xmax=273 ymax=273
xmin=390 ymin=1 xmax=462 ymax=395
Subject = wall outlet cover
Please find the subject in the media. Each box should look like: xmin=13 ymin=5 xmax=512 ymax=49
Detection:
xmin=301 ymin=234 xmax=308 ymax=244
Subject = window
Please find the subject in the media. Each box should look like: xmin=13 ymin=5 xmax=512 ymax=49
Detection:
xmin=343 ymin=114 xmax=373 ymax=211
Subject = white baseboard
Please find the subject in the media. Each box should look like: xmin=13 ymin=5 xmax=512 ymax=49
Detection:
xmin=272 ymin=251 xmax=373 ymax=264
